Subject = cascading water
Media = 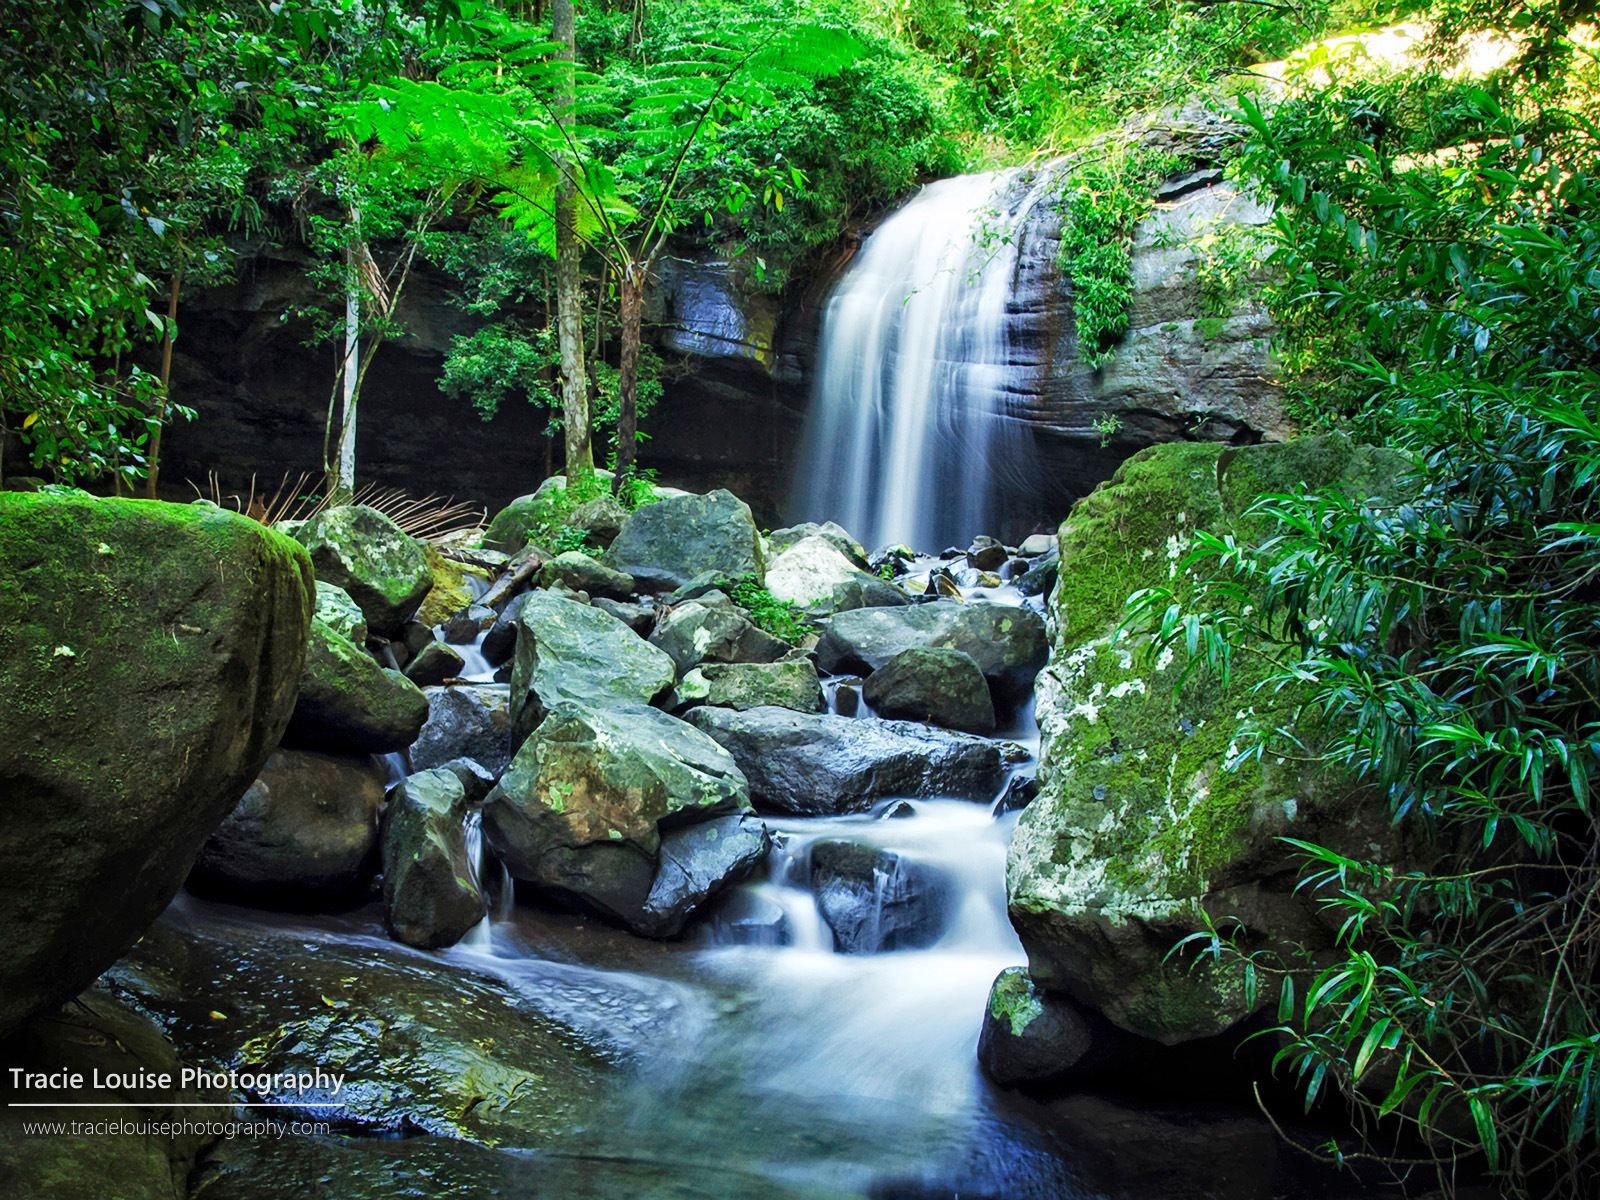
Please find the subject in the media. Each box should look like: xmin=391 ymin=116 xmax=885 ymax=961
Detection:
xmin=791 ymin=169 xmax=1052 ymax=553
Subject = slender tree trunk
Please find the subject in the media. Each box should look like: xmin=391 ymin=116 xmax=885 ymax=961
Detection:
xmin=333 ymin=208 xmax=361 ymax=504
xmin=553 ymin=0 xmax=593 ymax=486
xmin=144 ymin=249 xmax=183 ymax=499
xmin=614 ymin=263 xmax=643 ymax=490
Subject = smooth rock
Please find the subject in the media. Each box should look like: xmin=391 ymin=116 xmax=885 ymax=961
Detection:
xmin=1019 ymin=533 xmax=1055 ymax=556
xmin=294 ymin=505 xmax=430 ymax=637
xmin=603 ymin=488 xmax=765 ymax=591
xmin=412 ymin=684 xmax=513 ymax=778
xmin=678 ymin=659 xmax=826 ymax=713
xmin=284 ymin=619 xmax=429 ymax=754
xmin=978 ymin=967 xmax=1109 ymax=1089
xmin=404 ymin=639 xmax=465 ymax=687
xmin=810 ymin=840 xmax=946 ymax=953
xmin=966 ymin=535 xmax=1007 ymax=571
xmin=862 ymin=646 xmax=996 ymax=734
xmin=649 ymin=597 xmax=789 ymax=677
xmin=767 ymin=521 xmax=868 ymax=568
xmin=764 ymin=534 xmax=911 ymax=616
xmin=382 ymin=768 xmax=486 ymax=949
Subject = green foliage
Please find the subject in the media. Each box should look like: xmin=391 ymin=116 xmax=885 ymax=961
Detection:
xmin=439 ymin=323 xmax=560 ymax=423
xmin=551 ymin=525 xmax=601 ymax=557
xmin=1127 ymin=61 xmax=1600 ymax=1198
xmin=725 ymin=574 xmax=810 ymax=644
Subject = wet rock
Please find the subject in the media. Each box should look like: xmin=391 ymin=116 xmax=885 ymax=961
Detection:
xmin=765 ymin=534 xmax=911 ymax=616
xmin=678 ymin=659 xmax=826 ymax=714
xmin=649 ymin=596 xmax=789 ymax=677
xmin=434 ymin=756 xmax=497 ymax=806
xmin=995 ymin=774 xmax=1038 ymax=814
xmin=284 ymin=619 xmax=429 ymax=754
xmin=767 ymin=520 xmax=868 ymax=568
xmin=441 ymin=602 xmax=495 ymax=644
xmin=687 ymin=707 xmax=1026 ymax=815
xmin=867 ymin=545 xmax=915 ymax=578
xmin=483 ymin=702 xmax=764 ymax=936
xmin=480 ymin=592 xmax=527 ymax=666
xmin=1015 ymin=545 xmax=1059 ymax=598
xmin=538 ymin=549 xmax=636 ymax=599
xmin=978 ymin=967 xmax=1109 ymax=1089
xmin=403 ymin=639 xmax=465 ymax=686
xmin=603 ymin=488 xmax=765 ymax=591
xmin=809 ymin=840 xmax=946 ymax=953
xmin=708 ymin=889 xmax=790 ymax=946
xmin=416 ymin=543 xmax=492 ymax=628
xmin=966 ymin=535 xmax=1007 ymax=571
xmin=564 ymin=494 xmax=630 ymax=548
xmin=381 ymin=768 xmax=486 ymax=949
xmin=412 ymin=684 xmax=513 ymax=778
xmin=832 ymin=678 xmax=863 ymax=716
xmin=664 ymin=571 xmax=731 ymax=605
xmin=592 ymin=596 xmax=654 ymax=634
xmin=862 ymin=646 xmax=996 ymax=734
xmin=315 ymin=579 xmax=367 ymax=644
xmin=401 ymin=620 xmax=435 ymax=659
xmin=880 ymin=801 xmax=916 ymax=819
xmin=0 ymin=493 xmax=312 ymax=1036
xmin=510 ymin=592 xmax=677 ymax=748
xmin=815 ymin=600 xmax=1047 ymax=711
xmin=294 ymin=505 xmax=430 ymax=637
xmin=188 ymin=748 xmax=385 ymax=909
xmin=1019 ymin=533 xmax=1055 ymax=557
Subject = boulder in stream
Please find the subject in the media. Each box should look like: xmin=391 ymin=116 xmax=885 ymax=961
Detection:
xmin=538 ymin=550 xmax=636 ymax=599
xmin=679 ymin=658 xmax=826 ymax=713
xmin=977 ymin=966 xmax=1110 ymax=1090
xmin=294 ymin=505 xmax=431 ymax=637
xmin=809 ymin=840 xmax=946 ymax=953
xmin=649 ymin=595 xmax=789 ymax=677
xmin=862 ymin=646 xmax=996 ymax=734
xmin=764 ymin=534 xmax=910 ymax=616
xmin=284 ymin=618 xmax=429 ymax=753
xmin=413 ymin=684 xmax=513 ymax=777
xmin=381 ymin=767 xmax=486 ymax=949
xmin=603 ymin=488 xmax=765 ymax=591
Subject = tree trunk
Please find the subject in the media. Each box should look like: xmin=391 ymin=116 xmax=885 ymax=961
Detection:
xmin=333 ymin=211 xmax=361 ymax=504
xmin=144 ymin=251 xmax=182 ymax=499
xmin=614 ymin=264 xmax=644 ymax=491
xmin=553 ymin=0 xmax=593 ymax=487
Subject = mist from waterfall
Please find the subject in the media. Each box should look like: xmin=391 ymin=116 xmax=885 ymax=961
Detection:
xmin=790 ymin=168 xmax=1050 ymax=553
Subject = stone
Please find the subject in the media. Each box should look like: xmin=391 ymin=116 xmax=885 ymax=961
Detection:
xmin=862 ymin=646 xmax=996 ymax=734
xmin=678 ymin=659 xmax=826 ymax=713
xmin=1015 ymin=546 xmax=1059 ymax=598
xmin=483 ymin=702 xmax=765 ymax=936
xmin=564 ymin=495 xmax=630 ymax=548
xmin=188 ymin=748 xmax=386 ymax=909
xmin=767 ymin=521 xmax=868 ymax=568
xmin=441 ymin=602 xmax=496 ymax=644
xmin=977 ymin=967 xmax=1109 ymax=1089
xmin=509 ymin=592 xmax=677 ymax=748
xmin=764 ymin=534 xmax=911 ymax=616
xmin=481 ymin=489 xmax=568 ymax=556
xmin=815 ymin=600 xmax=1048 ymax=711
xmin=592 ymin=596 xmax=654 ymax=634
xmin=435 ymin=756 xmax=497 ymax=807
xmin=0 ymin=493 xmax=312 ymax=1037
xmin=686 ymin=707 xmax=1026 ymax=816
xmin=603 ymin=488 xmax=765 ymax=591
xmin=649 ymin=597 xmax=789 ymax=677
xmin=412 ymin=684 xmax=514 ymax=778
xmin=481 ymin=592 xmax=527 ymax=666
xmin=1010 ymin=437 xmax=1408 ymax=1044
xmin=315 ymin=579 xmax=367 ymax=644
xmin=665 ymin=572 xmax=735 ymax=606
xmin=404 ymin=639 xmax=466 ymax=686
xmin=283 ymin=618 xmax=429 ymax=754
xmin=1019 ymin=533 xmax=1055 ymax=556
xmin=381 ymin=768 xmax=487 ymax=949
xmin=416 ymin=542 xmax=491 ymax=628
xmin=965 ymin=535 xmax=1007 ymax=571
xmin=538 ymin=550 xmax=636 ymax=599
xmin=294 ymin=505 xmax=431 ymax=637
xmin=809 ymin=840 xmax=946 ymax=953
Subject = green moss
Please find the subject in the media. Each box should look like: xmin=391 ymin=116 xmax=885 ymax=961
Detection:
xmin=988 ymin=968 xmax=1045 ymax=1038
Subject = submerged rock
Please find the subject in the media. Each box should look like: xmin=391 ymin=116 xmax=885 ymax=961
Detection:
xmin=649 ymin=596 xmax=789 ymax=677
xmin=862 ymin=646 xmax=996 ymax=734
xmin=412 ymin=684 xmax=513 ymax=777
xmin=678 ymin=659 xmax=826 ymax=713
xmin=0 ymin=493 xmax=312 ymax=1037
xmin=603 ymin=488 xmax=765 ymax=591
xmin=686 ymin=707 xmax=1025 ymax=815
xmin=189 ymin=748 xmax=386 ymax=909
xmin=764 ymin=534 xmax=910 ymax=616
xmin=809 ymin=840 xmax=946 ymax=953
xmin=484 ymin=701 xmax=765 ymax=936
xmin=294 ymin=505 xmax=430 ymax=636
xmin=284 ymin=618 xmax=429 ymax=754
xmin=381 ymin=768 xmax=486 ymax=949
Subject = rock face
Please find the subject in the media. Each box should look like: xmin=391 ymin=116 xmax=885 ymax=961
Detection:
xmin=816 ymin=600 xmax=1047 ymax=710
xmin=862 ymin=646 xmax=996 ymax=734
xmin=294 ymin=505 xmax=431 ymax=637
xmin=0 ymin=493 xmax=312 ymax=1038
xmin=764 ymin=534 xmax=909 ymax=615
xmin=284 ymin=619 xmax=429 ymax=753
xmin=977 ymin=967 xmax=1107 ymax=1090
xmin=510 ymin=592 xmax=677 ymax=747
xmin=679 ymin=659 xmax=826 ymax=713
xmin=649 ymin=595 xmax=790 ymax=677
xmin=483 ymin=702 xmax=767 ymax=936
xmin=381 ymin=768 xmax=486 ymax=949
xmin=809 ymin=840 xmax=946 ymax=953
xmin=413 ymin=684 xmax=513 ymax=777
xmin=189 ymin=749 xmax=387 ymax=909
xmin=603 ymin=489 xmax=765 ymax=591
xmin=1009 ymin=437 xmax=1405 ymax=1045
xmin=687 ymin=707 xmax=1025 ymax=815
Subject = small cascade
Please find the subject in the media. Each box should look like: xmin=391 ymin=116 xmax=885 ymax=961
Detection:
xmin=791 ymin=168 xmax=1054 ymax=553
xmin=462 ymin=811 xmax=513 ymax=948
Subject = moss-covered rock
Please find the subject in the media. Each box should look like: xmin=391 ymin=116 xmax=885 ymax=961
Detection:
xmin=283 ymin=618 xmax=429 ymax=754
xmin=537 ymin=550 xmax=636 ymax=600
xmin=649 ymin=596 xmax=790 ymax=678
xmin=603 ymin=488 xmax=765 ymax=591
xmin=0 ymin=493 xmax=312 ymax=1037
xmin=976 ymin=967 xmax=1107 ymax=1090
xmin=678 ymin=659 xmax=826 ymax=713
xmin=1008 ymin=436 xmax=1405 ymax=1045
xmin=862 ymin=646 xmax=996 ymax=734
xmin=314 ymin=579 xmax=367 ymax=644
xmin=416 ymin=543 xmax=492 ymax=628
xmin=295 ymin=505 xmax=430 ymax=636
xmin=381 ymin=768 xmax=486 ymax=949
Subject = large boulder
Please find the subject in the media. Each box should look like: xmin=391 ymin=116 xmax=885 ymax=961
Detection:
xmin=416 ymin=543 xmax=492 ymax=628
xmin=815 ymin=600 xmax=1047 ymax=710
xmin=538 ymin=550 xmax=636 ymax=599
xmin=767 ymin=520 xmax=868 ymax=567
xmin=188 ymin=748 xmax=386 ymax=909
xmin=283 ymin=618 xmax=429 ymax=753
xmin=678 ymin=659 xmax=826 ymax=713
xmin=483 ymin=702 xmax=766 ymax=936
xmin=603 ymin=488 xmax=765 ymax=591
xmin=1009 ymin=437 xmax=1406 ymax=1045
xmin=412 ymin=684 xmax=513 ymax=777
xmin=0 ymin=493 xmax=312 ymax=1038
xmin=686 ymin=707 xmax=1026 ymax=815
xmin=809 ymin=840 xmax=946 ymax=953
xmin=862 ymin=646 xmax=996 ymax=734
xmin=649 ymin=595 xmax=789 ymax=677
xmin=764 ymin=535 xmax=910 ymax=616
xmin=294 ymin=505 xmax=431 ymax=636
xmin=564 ymin=495 xmax=630 ymax=548
xmin=509 ymin=592 xmax=676 ymax=747
xmin=381 ymin=768 xmax=486 ymax=949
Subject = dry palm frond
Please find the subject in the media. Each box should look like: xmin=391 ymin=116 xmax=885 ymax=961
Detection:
xmin=190 ymin=472 xmax=485 ymax=544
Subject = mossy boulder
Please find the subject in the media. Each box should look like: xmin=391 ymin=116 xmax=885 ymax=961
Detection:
xmin=764 ymin=534 xmax=910 ymax=616
xmin=678 ymin=659 xmax=826 ymax=713
xmin=188 ymin=748 xmax=386 ymax=909
xmin=381 ymin=768 xmax=486 ymax=949
xmin=283 ymin=618 xmax=429 ymax=754
xmin=1008 ymin=436 xmax=1406 ymax=1045
xmin=564 ymin=495 xmax=629 ymax=548
xmin=509 ymin=592 xmax=677 ymax=748
xmin=416 ymin=543 xmax=492 ymax=628
xmin=649 ymin=595 xmax=790 ymax=678
xmin=603 ymin=488 xmax=765 ymax=591
xmin=0 ymin=493 xmax=312 ymax=1037
xmin=314 ymin=580 xmax=367 ymax=644
xmin=295 ymin=505 xmax=430 ymax=636
xmin=483 ymin=701 xmax=766 ymax=936
xmin=977 ymin=967 xmax=1108 ymax=1090
xmin=862 ymin=646 xmax=996 ymax=734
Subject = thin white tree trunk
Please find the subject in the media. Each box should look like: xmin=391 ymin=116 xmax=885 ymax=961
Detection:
xmin=336 ymin=207 xmax=361 ymax=501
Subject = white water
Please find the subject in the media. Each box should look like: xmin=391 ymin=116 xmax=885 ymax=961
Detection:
xmin=791 ymin=168 xmax=1053 ymax=553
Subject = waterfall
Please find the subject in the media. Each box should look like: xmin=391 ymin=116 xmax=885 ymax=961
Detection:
xmin=791 ymin=168 xmax=1051 ymax=553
